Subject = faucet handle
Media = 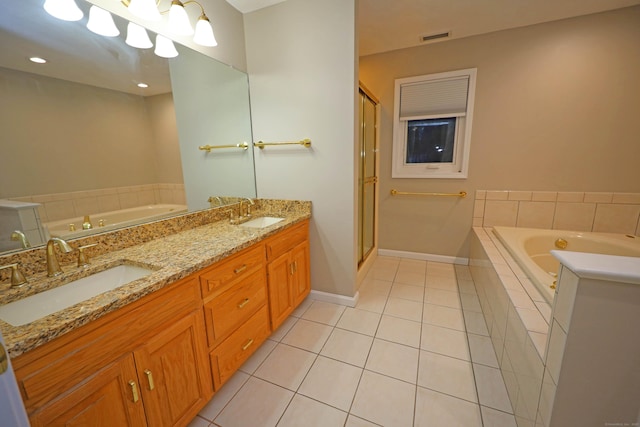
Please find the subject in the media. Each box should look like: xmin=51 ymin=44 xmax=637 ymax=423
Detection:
xmin=0 ymin=263 xmax=27 ymax=287
xmin=77 ymin=243 xmax=98 ymax=268
xmin=82 ymin=215 xmax=93 ymax=230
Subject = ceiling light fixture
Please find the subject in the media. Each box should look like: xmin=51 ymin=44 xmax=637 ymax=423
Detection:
xmin=122 ymin=0 xmax=217 ymax=47
xmin=43 ymin=0 xmax=83 ymax=21
xmin=29 ymin=57 xmax=48 ymax=64
xmin=87 ymin=6 xmax=120 ymax=37
xmin=168 ymin=0 xmax=194 ymax=36
xmin=126 ymin=22 xmax=154 ymax=49
xmin=137 ymin=82 xmax=149 ymax=88
xmin=155 ymin=34 xmax=179 ymax=58
xmin=193 ymin=14 xmax=217 ymax=47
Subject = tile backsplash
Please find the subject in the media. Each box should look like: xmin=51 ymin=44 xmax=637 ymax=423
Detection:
xmin=474 ymin=191 xmax=640 ymax=235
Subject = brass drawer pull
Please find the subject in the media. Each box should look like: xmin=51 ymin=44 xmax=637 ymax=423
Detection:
xmin=144 ymin=369 xmax=155 ymax=390
xmin=0 ymin=343 xmax=8 ymax=375
xmin=238 ymin=298 xmax=250 ymax=309
xmin=129 ymin=380 xmax=139 ymax=403
xmin=234 ymin=264 xmax=247 ymax=274
xmin=242 ymin=339 xmax=254 ymax=351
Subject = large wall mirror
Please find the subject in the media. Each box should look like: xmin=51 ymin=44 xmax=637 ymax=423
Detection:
xmin=0 ymin=0 xmax=256 ymax=255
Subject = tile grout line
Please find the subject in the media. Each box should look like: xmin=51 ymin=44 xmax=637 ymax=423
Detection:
xmin=456 ymin=265 xmax=486 ymax=427
xmin=412 ymin=261 xmax=427 ymax=427
xmin=341 ymin=262 xmax=394 ymax=426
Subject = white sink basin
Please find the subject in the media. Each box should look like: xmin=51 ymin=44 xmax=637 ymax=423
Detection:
xmin=240 ymin=216 xmax=284 ymax=228
xmin=0 ymin=264 xmax=154 ymax=326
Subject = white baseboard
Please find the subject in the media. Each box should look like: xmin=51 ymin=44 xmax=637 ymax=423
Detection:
xmin=378 ymin=248 xmax=469 ymax=265
xmin=309 ymin=290 xmax=360 ymax=307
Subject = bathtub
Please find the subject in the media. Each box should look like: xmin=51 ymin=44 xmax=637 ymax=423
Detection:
xmin=493 ymin=226 xmax=640 ymax=303
xmin=45 ymin=204 xmax=188 ymax=240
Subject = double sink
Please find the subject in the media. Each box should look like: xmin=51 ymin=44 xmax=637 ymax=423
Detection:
xmin=0 ymin=216 xmax=284 ymax=327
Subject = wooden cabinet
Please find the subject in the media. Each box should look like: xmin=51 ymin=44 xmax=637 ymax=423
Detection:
xmin=200 ymin=244 xmax=267 ymax=348
xmin=14 ymin=276 xmax=212 ymax=427
xmin=133 ymin=311 xmax=211 ymax=427
xmin=13 ymin=219 xmax=311 ymax=426
xmin=290 ymin=239 xmax=311 ymax=307
xmin=29 ymin=312 xmax=209 ymax=427
xmin=199 ymin=244 xmax=271 ymax=390
xmin=209 ymin=305 xmax=271 ymax=387
xmin=30 ymin=354 xmax=146 ymax=427
xmin=265 ymin=221 xmax=311 ymax=330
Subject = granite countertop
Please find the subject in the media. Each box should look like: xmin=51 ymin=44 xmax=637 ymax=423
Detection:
xmin=0 ymin=203 xmax=311 ymax=357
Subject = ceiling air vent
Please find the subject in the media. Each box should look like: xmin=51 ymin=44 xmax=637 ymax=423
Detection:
xmin=420 ymin=31 xmax=450 ymax=43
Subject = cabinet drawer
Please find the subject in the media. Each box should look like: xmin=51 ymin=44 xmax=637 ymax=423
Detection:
xmin=210 ymin=305 xmax=270 ymax=389
xmin=203 ymin=268 xmax=267 ymax=346
xmin=265 ymin=221 xmax=309 ymax=261
xmin=199 ymin=244 xmax=265 ymax=299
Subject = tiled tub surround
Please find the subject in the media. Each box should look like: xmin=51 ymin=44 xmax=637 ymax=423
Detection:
xmin=539 ymin=252 xmax=640 ymax=427
xmin=9 ymin=183 xmax=186 ymax=224
xmin=0 ymin=199 xmax=311 ymax=357
xmin=471 ymin=190 xmax=640 ymax=426
xmin=492 ymin=226 xmax=640 ymax=304
xmin=473 ymin=190 xmax=640 ymax=236
xmin=470 ymin=227 xmax=550 ymax=427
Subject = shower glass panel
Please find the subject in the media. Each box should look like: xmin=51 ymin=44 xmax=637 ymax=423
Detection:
xmin=358 ymin=88 xmax=378 ymax=266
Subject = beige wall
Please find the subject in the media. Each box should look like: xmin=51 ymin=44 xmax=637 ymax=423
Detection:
xmin=359 ymin=6 xmax=640 ymax=259
xmin=145 ymin=93 xmax=183 ymax=184
xmin=0 ymin=68 xmax=181 ymax=199
xmin=245 ymin=0 xmax=359 ymax=298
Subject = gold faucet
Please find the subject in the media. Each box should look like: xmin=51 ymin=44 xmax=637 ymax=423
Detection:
xmin=0 ymin=263 xmax=27 ymax=287
xmin=239 ymin=198 xmax=255 ymax=218
xmin=82 ymin=215 xmax=93 ymax=230
xmin=46 ymin=237 xmax=73 ymax=277
xmin=10 ymin=230 xmax=31 ymax=249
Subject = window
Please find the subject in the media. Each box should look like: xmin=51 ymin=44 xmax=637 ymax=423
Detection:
xmin=392 ymin=68 xmax=477 ymax=178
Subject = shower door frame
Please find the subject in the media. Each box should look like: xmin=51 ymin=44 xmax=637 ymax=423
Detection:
xmin=358 ymin=84 xmax=380 ymax=269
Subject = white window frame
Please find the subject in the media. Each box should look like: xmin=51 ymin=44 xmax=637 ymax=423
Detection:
xmin=392 ymin=68 xmax=477 ymax=179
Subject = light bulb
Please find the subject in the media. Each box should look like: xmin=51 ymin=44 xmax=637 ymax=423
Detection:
xmin=87 ymin=6 xmax=120 ymax=37
xmin=168 ymin=1 xmax=194 ymax=36
xmin=155 ymin=34 xmax=179 ymax=58
xmin=193 ymin=15 xmax=217 ymax=47
xmin=126 ymin=22 xmax=153 ymax=49
xmin=43 ymin=0 xmax=83 ymax=21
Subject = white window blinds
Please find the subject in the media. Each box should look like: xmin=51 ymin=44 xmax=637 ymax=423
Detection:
xmin=399 ymin=76 xmax=470 ymax=119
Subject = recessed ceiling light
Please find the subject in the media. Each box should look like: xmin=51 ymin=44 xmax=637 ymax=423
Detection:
xmin=137 ymin=83 xmax=149 ymax=88
xmin=29 ymin=57 xmax=47 ymax=64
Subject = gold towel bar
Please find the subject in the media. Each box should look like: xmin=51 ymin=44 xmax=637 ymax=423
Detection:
xmin=254 ymin=139 xmax=312 ymax=149
xmin=390 ymin=189 xmax=467 ymax=198
xmin=199 ymin=142 xmax=249 ymax=152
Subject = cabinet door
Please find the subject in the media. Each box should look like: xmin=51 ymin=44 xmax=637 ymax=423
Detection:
xmin=291 ymin=240 xmax=311 ymax=307
xmin=267 ymin=252 xmax=294 ymax=330
xmin=30 ymin=354 xmax=147 ymax=427
xmin=133 ymin=311 xmax=212 ymax=427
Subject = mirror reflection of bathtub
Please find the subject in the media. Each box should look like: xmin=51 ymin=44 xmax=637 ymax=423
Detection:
xmin=45 ymin=204 xmax=188 ymax=240
xmin=492 ymin=226 xmax=640 ymax=303
xmin=0 ymin=0 xmax=256 ymax=256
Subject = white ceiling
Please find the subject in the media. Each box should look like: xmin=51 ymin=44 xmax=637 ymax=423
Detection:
xmin=0 ymin=0 xmax=171 ymax=95
xmin=226 ymin=0 xmax=640 ymax=56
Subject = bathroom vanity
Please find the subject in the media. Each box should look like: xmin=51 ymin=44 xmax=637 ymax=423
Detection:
xmin=0 ymin=201 xmax=311 ymax=426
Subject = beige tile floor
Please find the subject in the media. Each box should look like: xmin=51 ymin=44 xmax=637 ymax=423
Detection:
xmin=190 ymin=256 xmax=517 ymax=427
